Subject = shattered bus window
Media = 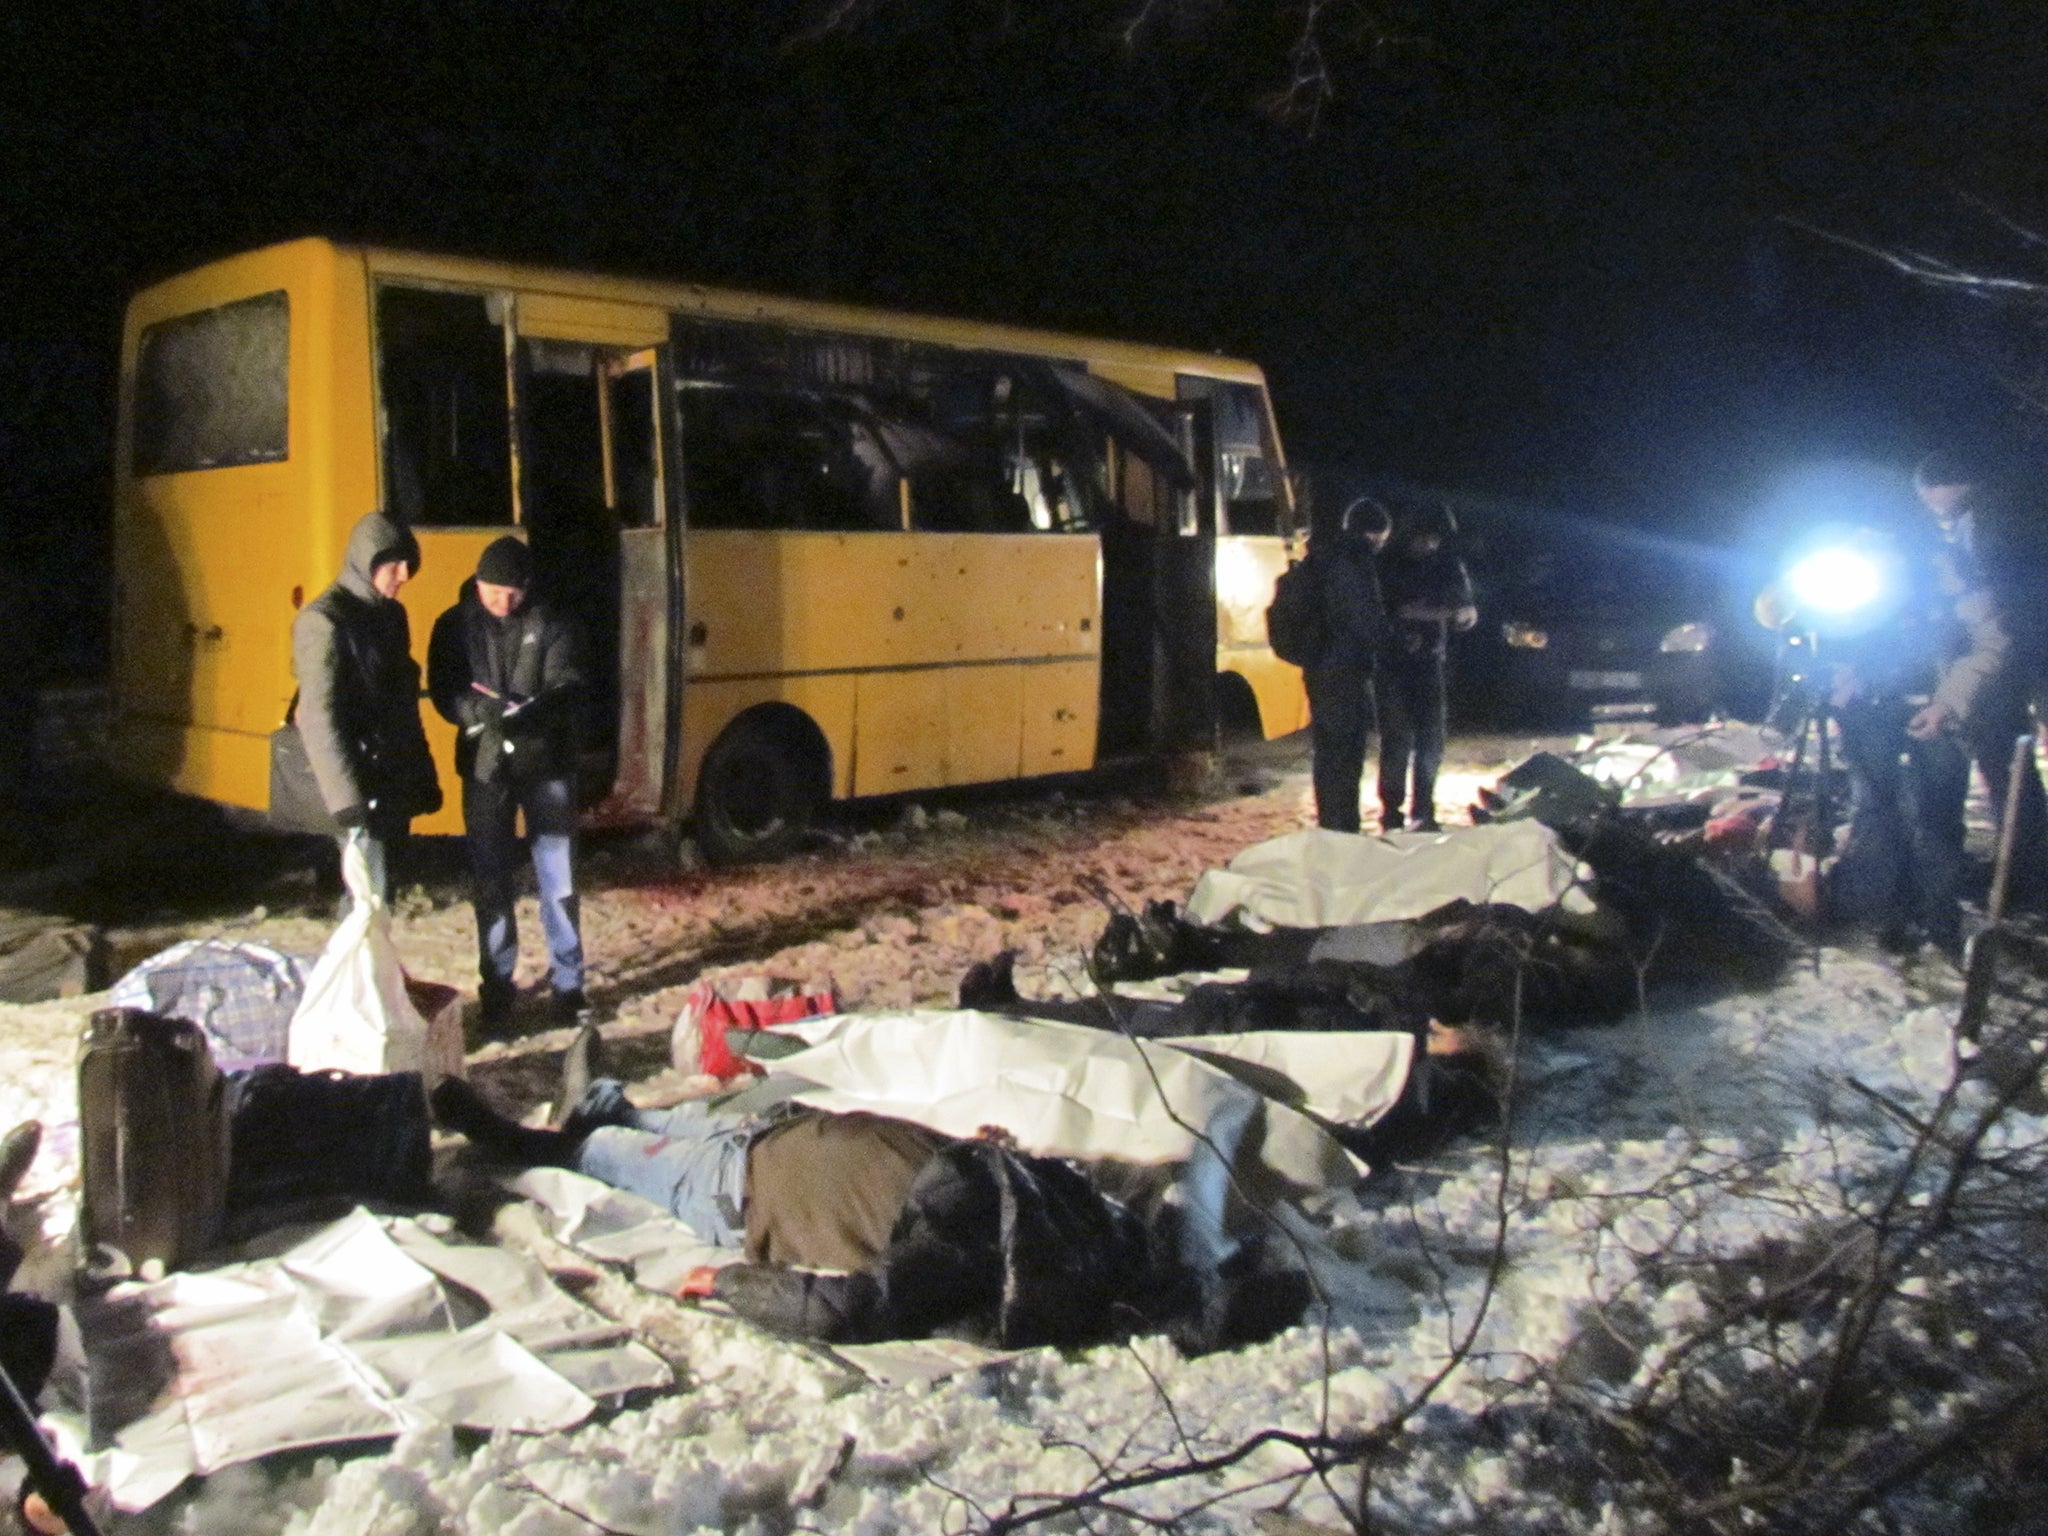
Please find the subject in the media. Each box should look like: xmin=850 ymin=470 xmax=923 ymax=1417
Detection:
xmin=375 ymin=286 xmax=514 ymax=527
xmin=132 ymin=290 xmax=289 ymax=476
xmin=1179 ymin=378 xmax=1280 ymax=536
xmin=675 ymin=319 xmax=1112 ymax=536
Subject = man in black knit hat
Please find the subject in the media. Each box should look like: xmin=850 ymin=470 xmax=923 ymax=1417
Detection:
xmin=428 ymin=537 xmax=590 ymax=1035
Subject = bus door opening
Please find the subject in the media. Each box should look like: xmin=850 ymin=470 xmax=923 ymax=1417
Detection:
xmin=1066 ymin=370 xmax=1213 ymax=758
xmin=1149 ymin=397 xmax=1218 ymax=756
xmin=514 ymin=338 xmax=671 ymax=820
xmin=601 ymin=350 xmax=672 ymax=821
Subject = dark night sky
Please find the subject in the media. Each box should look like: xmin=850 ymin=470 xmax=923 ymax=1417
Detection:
xmin=6 ymin=0 xmax=2048 ymax=670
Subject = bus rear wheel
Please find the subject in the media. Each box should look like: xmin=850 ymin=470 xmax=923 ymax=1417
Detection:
xmin=693 ymin=715 xmax=827 ymax=865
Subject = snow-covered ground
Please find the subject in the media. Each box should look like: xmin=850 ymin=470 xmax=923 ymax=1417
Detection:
xmin=0 ymin=742 xmax=2003 ymax=1533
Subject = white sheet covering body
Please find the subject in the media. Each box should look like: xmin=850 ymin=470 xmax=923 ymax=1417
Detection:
xmin=1164 ymin=1029 xmax=1414 ymax=1128
xmin=769 ymin=1009 xmax=1366 ymax=1194
xmin=1182 ymin=823 xmax=1593 ymax=931
xmin=1576 ymin=720 xmax=1786 ymax=806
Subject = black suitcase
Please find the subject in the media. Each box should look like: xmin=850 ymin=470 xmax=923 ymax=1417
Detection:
xmin=78 ymin=1008 xmax=230 ymax=1274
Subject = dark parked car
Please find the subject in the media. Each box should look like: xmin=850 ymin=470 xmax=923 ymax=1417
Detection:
xmin=1451 ymin=513 xmax=1770 ymax=730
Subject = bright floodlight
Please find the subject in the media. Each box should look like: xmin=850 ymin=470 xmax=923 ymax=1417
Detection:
xmin=1785 ymin=545 xmax=1884 ymax=619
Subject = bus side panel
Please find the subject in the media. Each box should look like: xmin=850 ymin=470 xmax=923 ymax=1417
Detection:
xmin=1021 ymin=660 xmax=1099 ymax=775
xmin=113 ymin=240 xmax=352 ymax=808
xmin=684 ymin=532 xmax=1095 ymax=677
xmin=945 ymin=664 xmax=1023 ymax=785
xmin=853 ymin=669 xmax=948 ymax=796
xmin=1215 ymin=534 xmax=1305 ymax=739
xmin=680 ymin=530 xmax=1099 ymax=801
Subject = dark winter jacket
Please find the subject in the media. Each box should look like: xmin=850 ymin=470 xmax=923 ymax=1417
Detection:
xmin=1379 ymin=546 xmax=1476 ymax=660
xmin=1928 ymin=493 xmax=2039 ymax=725
xmin=427 ymin=581 xmax=585 ymax=784
xmin=1309 ymin=534 xmax=1388 ymax=672
xmin=712 ymin=1133 xmax=1167 ymax=1349
xmin=289 ymin=512 xmax=441 ymax=823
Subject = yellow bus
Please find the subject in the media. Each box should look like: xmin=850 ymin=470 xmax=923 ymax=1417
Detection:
xmin=113 ymin=237 xmax=1307 ymax=861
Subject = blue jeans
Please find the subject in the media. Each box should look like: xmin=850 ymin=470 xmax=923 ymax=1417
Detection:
xmin=568 ymin=1080 xmax=754 ymax=1247
xmin=465 ymin=774 xmax=583 ymax=994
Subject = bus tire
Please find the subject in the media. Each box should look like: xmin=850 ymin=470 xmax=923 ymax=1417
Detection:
xmin=694 ymin=713 xmax=827 ymax=866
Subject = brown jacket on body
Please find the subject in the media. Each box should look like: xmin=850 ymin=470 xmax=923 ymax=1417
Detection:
xmin=742 ymin=1110 xmax=945 ymax=1271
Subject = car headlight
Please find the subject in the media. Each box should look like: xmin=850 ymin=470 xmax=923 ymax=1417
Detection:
xmin=1503 ymin=622 xmax=1548 ymax=650
xmin=1659 ymin=622 xmax=1712 ymax=654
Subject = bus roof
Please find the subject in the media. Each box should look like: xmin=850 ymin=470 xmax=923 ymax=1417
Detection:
xmin=129 ymin=236 xmax=1272 ymax=388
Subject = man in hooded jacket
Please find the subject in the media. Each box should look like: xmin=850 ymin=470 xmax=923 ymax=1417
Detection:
xmin=428 ymin=537 xmax=589 ymax=1032
xmin=290 ymin=510 xmax=442 ymax=902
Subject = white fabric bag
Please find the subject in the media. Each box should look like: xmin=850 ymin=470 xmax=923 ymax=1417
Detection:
xmin=288 ymin=836 xmax=431 ymax=1077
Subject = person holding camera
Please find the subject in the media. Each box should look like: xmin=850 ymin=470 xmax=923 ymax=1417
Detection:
xmin=290 ymin=511 xmax=443 ymax=902
xmin=428 ymin=537 xmax=590 ymax=1036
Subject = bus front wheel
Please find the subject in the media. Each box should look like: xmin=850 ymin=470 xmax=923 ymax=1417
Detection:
xmin=694 ymin=714 xmax=827 ymax=865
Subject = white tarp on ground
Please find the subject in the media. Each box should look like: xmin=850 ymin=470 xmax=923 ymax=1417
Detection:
xmin=62 ymin=1208 xmax=670 ymax=1513
xmin=1575 ymin=720 xmax=1786 ymax=806
xmin=506 ymin=1166 xmax=737 ymax=1296
xmin=1182 ymin=823 xmax=1593 ymax=931
xmin=768 ymin=1009 xmax=1367 ymax=1195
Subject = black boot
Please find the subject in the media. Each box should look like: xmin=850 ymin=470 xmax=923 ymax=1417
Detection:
xmin=430 ymin=1078 xmax=579 ymax=1166
xmin=556 ymin=1025 xmax=603 ymax=1129
xmin=958 ymin=951 xmax=1022 ymax=1008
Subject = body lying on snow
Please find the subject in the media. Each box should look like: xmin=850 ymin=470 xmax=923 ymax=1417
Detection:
xmin=1088 ymin=813 xmax=1796 ymax=1029
xmin=1086 ymin=894 xmax=1637 ymax=1033
xmin=431 ymin=1072 xmax=1309 ymax=1356
xmin=958 ymin=951 xmax=1509 ymax=1166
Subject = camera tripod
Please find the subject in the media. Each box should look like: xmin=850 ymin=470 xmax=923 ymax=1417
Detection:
xmin=1764 ymin=631 xmax=1843 ymax=859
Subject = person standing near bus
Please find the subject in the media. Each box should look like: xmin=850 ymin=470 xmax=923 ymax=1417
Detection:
xmin=1304 ymin=497 xmax=1393 ymax=833
xmin=1376 ymin=504 xmax=1477 ymax=833
xmin=428 ymin=537 xmax=590 ymax=1036
xmin=291 ymin=510 xmax=442 ymax=902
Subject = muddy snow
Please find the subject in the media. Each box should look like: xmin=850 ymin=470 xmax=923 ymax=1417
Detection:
xmin=0 ymin=741 xmax=1991 ymax=1533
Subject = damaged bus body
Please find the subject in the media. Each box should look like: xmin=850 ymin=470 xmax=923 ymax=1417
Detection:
xmin=113 ymin=238 xmax=1306 ymax=860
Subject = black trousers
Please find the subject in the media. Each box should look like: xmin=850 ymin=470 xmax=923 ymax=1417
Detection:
xmin=1378 ymin=650 xmax=1448 ymax=824
xmin=1305 ymin=660 xmax=1376 ymax=834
